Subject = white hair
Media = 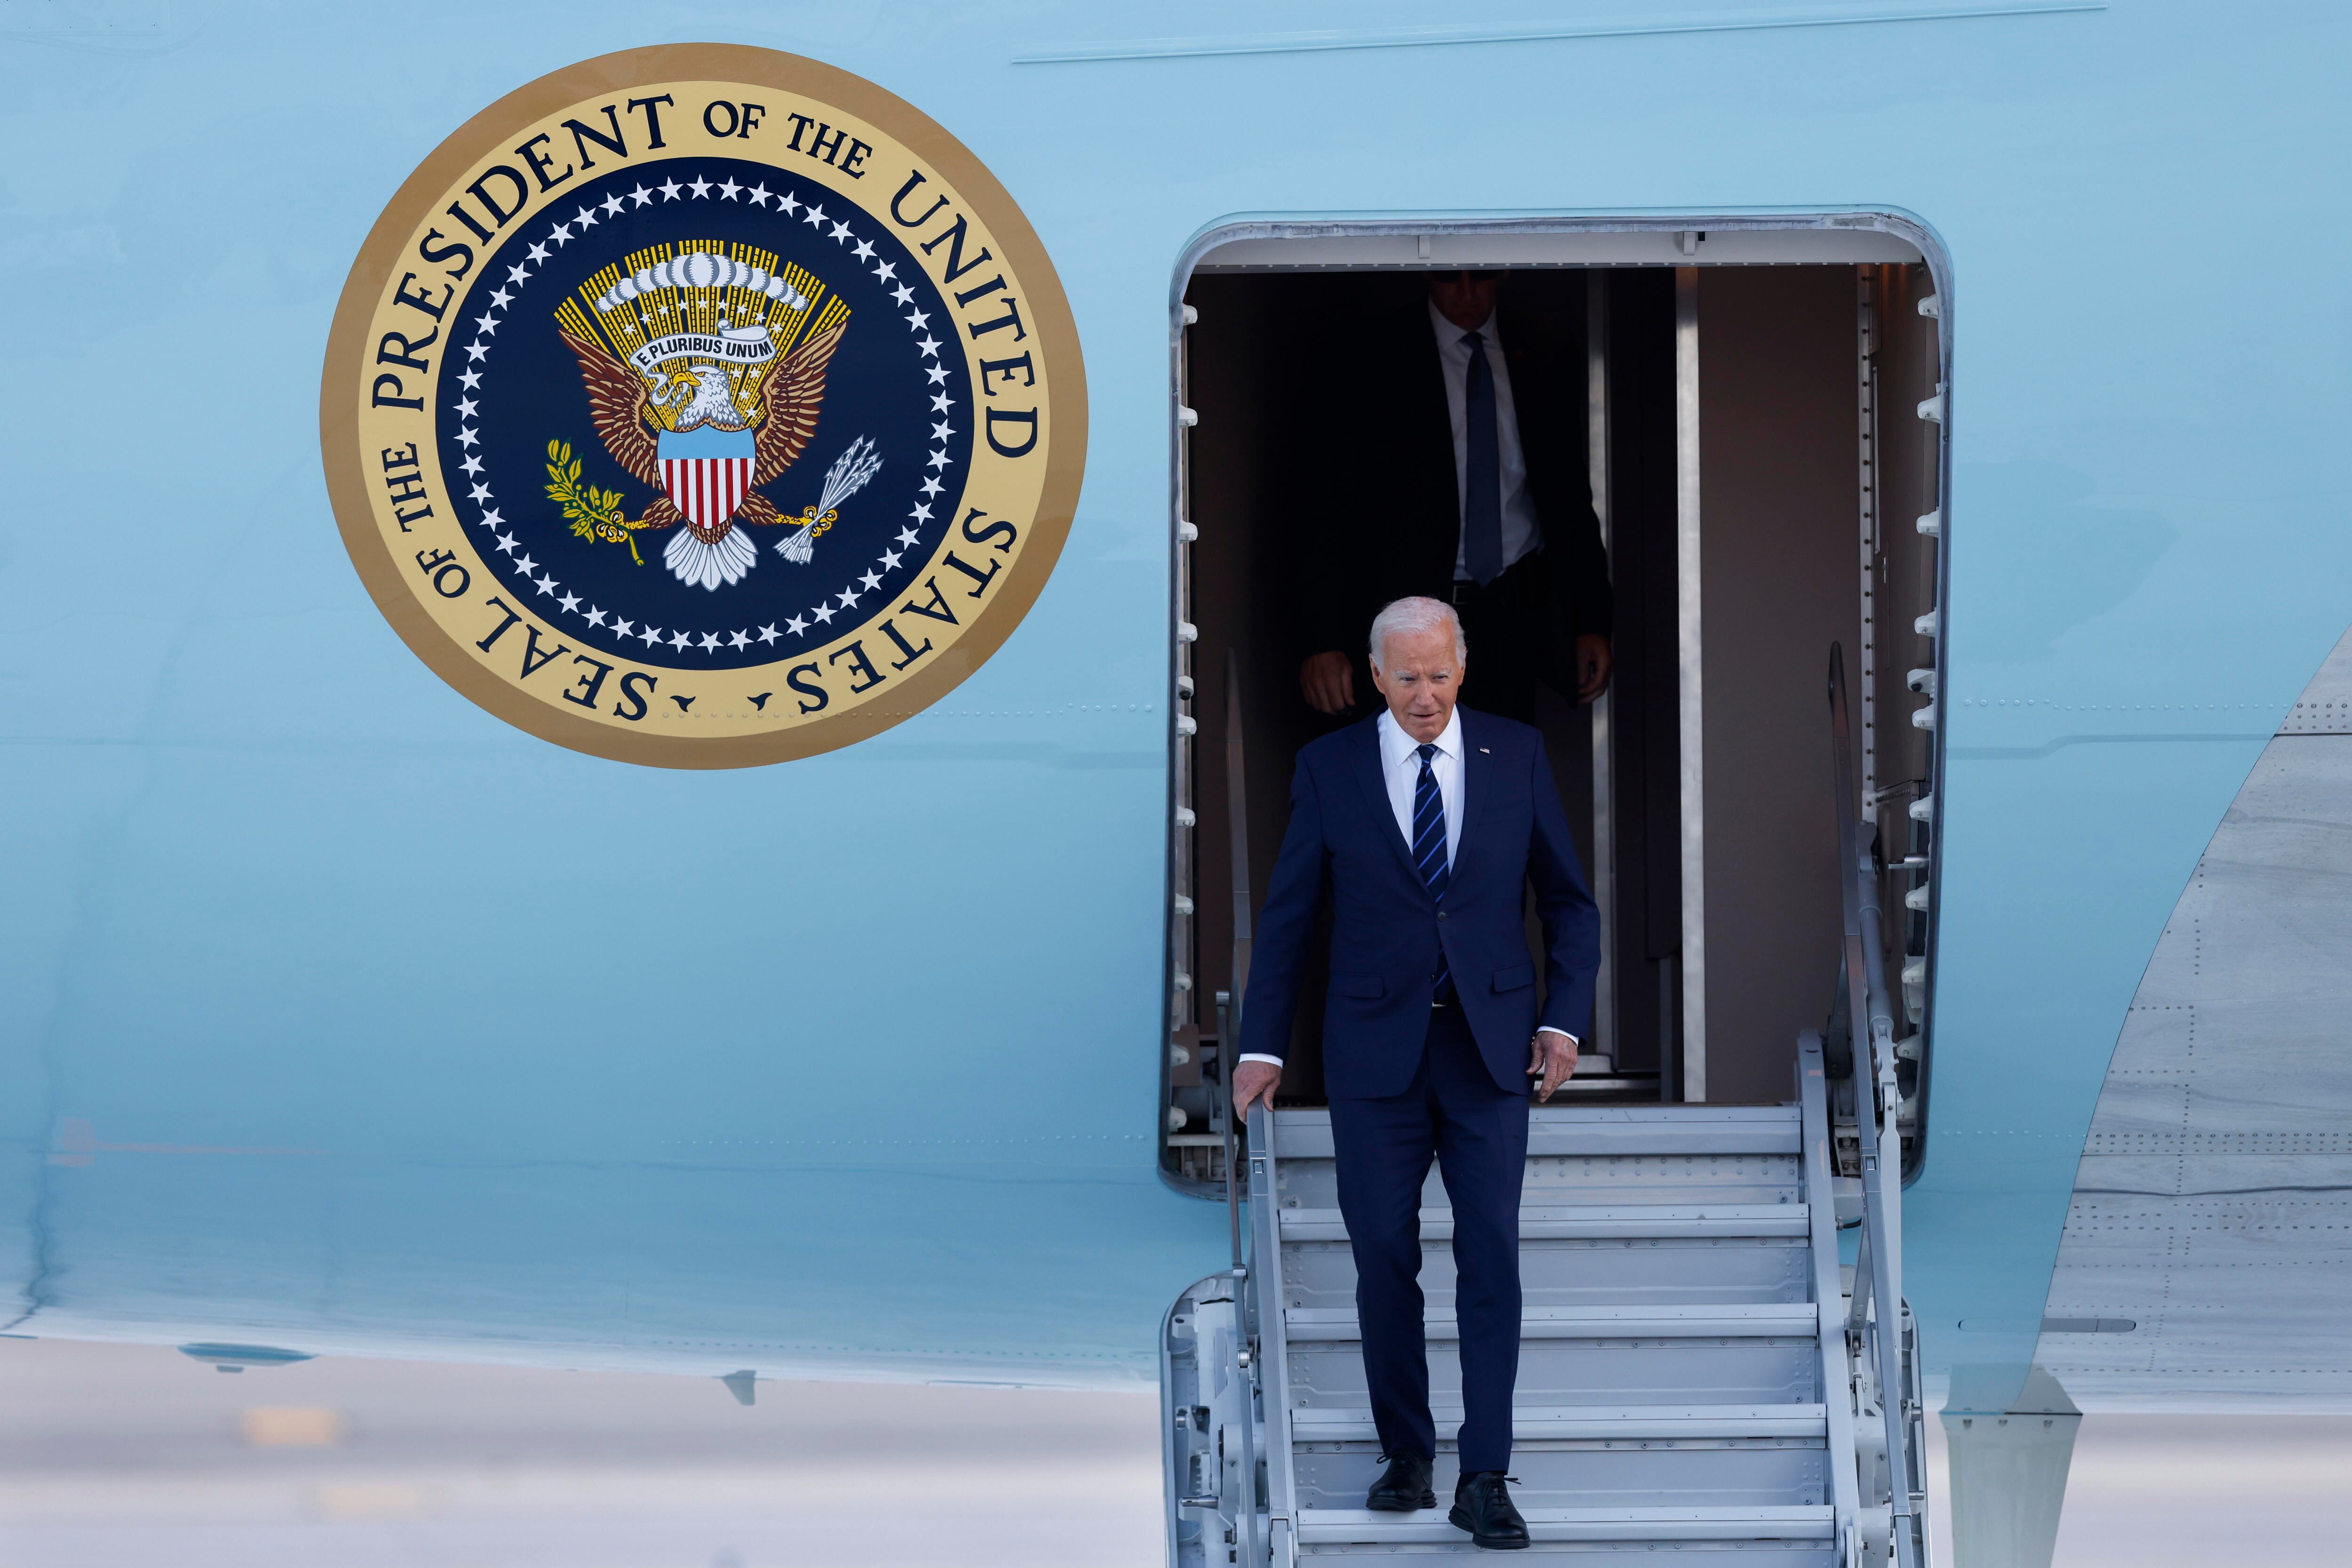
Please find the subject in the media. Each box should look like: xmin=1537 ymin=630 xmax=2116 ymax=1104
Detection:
xmin=1368 ymin=596 xmax=1468 ymax=672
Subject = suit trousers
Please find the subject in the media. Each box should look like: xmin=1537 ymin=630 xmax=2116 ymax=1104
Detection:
xmin=1447 ymin=553 xmax=1546 ymax=725
xmin=1327 ymin=1003 xmax=1530 ymax=1473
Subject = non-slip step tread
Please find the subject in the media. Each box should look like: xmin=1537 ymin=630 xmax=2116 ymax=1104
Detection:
xmin=1274 ymin=1115 xmax=1801 ymax=1161
xmin=1289 ymin=1403 xmax=1829 ymax=1442
xmin=1279 ymin=1202 xmax=1809 ymax=1242
xmin=1274 ymin=1106 xmax=1802 ymax=1129
xmin=1295 ymin=1504 xmax=1836 ymax=1544
xmin=1284 ymin=1303 xmax=1821 ymax=1340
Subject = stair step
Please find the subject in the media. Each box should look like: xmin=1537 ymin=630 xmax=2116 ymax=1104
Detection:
xmin=1281 ymin=1218 xmax=1814 ymax=1313
xmin=1293 ymin=1441 xmax=1830 ymax=1516
xmin=1290 ymin=1402 xmax=1828 ymax=1443
xmin=1294 ymin=1503 xmax=1836 ymax=1545
xmin=1279 ymin=1203 xmax=1808 ymax=1242
xmin=1284 ymin=1303 xmax=1820 ymax=1342
xmin=1275 ymin=1106 xmax=1801 ymax=1162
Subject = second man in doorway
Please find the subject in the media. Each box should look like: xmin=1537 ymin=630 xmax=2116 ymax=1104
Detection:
xmin=1299 ymin=270 xmax=1613 ymax=724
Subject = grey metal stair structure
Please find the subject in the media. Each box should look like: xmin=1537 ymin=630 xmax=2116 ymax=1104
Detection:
xmin=1163 ymin=1037 xmax=1923 ymax=1564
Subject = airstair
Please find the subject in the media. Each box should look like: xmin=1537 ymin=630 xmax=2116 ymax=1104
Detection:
xmin=1163 ymin=655 xmax=1926 ymax=1565
xmin=1165 ymin=1042 xmax=1919 ymax=1563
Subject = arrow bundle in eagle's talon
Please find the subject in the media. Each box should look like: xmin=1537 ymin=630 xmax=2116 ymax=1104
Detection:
xmin=777 ymin=436 xmax=882 ymax=563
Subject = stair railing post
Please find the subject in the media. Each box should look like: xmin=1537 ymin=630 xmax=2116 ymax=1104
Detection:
xmin=1861 ymin=992 xmax=1923 ymax=1563
xmin=1855 ymin=836 xmax=1925 ymax=1568
xmin=1224 ymin=655 xmax=1288 ymax=1563
xmin=1849 ymin=871 xmax=1920 ymax=1568
xmin=1828 ymin=645 xmax=1926 ymax=1568
xmin=1246 ymin=1100 xmax=1296 ymax=1567
xmin=1231 ymin=1266 xmax=1260 ymax=1568
xmin=1902 ymin=1300 xmax=1932 ymax=1565
xmin=1222 ymin=1075 xmax=1258 ymax=1568
xmin=1798 ymin=1032 xmax=1864 ymax=1567
xmin=1208 ymin=985 xmax=1259 ymax=1566
xmin=1217 ymin=990 xmax=1242 ymax=1275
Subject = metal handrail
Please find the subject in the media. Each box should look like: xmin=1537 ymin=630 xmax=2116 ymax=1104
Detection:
xmin=1828 ymin=645 xmax=1925 ymax=1568
xmin=1220 ymin=650 xmax=1283 ymax=1564
xmin=1247 ymin=1100 xmax=1296 ymax=1567
xmin=1214 ymin=989 xmax=1258 ymax=1568
xmin=1796 ymin=1030 xmax=1864 ymax=1567
xmin=1221 ymin=647 xmax=1257 ymax=1560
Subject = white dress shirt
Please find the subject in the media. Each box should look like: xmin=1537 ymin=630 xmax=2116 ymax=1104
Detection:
xmin=1238 ymin=708 xmax=1574 ymax=1068
xmin=1379 ymin=705 xmax=1464 ymax=872
xmin=1429 ymin=300 xmax=1542 ymax=581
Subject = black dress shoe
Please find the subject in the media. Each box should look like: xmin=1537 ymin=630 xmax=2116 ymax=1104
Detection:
xmin=1365 ymin=1451 xmax=1435 ymax=1511
xmin=1449 ymin=1470 xmax=1529 ymax=1550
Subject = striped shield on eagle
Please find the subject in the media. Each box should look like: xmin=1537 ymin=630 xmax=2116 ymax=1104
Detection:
xmin=657 ymin=424 xmax=756 ymax=531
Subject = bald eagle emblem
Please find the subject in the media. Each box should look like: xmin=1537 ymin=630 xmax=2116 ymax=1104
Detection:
xmin=548 ymin=244 xmax=882 ymax=589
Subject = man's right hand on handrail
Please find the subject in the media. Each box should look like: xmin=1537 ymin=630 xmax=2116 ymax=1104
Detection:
xmin=1232 ymin=1059 xmax=1281 ymax=1119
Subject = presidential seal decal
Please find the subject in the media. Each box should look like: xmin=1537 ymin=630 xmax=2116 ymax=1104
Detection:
xmin=323 ymin=46 xmax=1084 ymax=766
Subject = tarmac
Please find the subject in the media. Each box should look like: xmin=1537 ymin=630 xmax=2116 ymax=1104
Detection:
xmin=0 ymin=1337 xmax=2345 ymax=1567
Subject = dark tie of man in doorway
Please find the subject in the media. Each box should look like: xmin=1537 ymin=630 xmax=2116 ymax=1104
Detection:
xmin=1461 ymin=326 xmax=1505 ymax=586
xmin=1298 ymin=271 xmax=1614 ymax=725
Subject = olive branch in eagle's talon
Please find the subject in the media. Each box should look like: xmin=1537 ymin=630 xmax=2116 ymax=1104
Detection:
xmin=544 ymin=439 xmax=650 ymax=565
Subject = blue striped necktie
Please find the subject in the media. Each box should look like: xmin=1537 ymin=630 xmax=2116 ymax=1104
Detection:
xmin=1412 ymin=741 xmax=1453 ymax=1002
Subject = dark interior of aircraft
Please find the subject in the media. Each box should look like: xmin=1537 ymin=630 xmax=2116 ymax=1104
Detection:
xmin=1169 ymin=261 xmax=1939 ymax=1156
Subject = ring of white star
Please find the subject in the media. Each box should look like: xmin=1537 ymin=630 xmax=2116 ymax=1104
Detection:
xmin=447 ymin=171 xmax=962 ymax=660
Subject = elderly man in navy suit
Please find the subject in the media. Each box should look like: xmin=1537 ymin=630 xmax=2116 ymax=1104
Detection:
xmin=1234 ymin=595 xmax=1599 ymax=1551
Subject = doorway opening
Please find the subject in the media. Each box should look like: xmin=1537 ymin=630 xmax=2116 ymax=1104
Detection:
xmin=1161 ymin=220 xmax=1947 ymax=1192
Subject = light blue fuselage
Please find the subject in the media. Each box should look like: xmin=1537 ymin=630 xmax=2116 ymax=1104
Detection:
xmin=4 ymin=2 xmax=2348 ymax=1410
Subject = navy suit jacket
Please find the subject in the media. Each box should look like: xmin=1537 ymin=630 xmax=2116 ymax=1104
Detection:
xmin=1237 ymin=708 xmax=1602 ymax=1099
